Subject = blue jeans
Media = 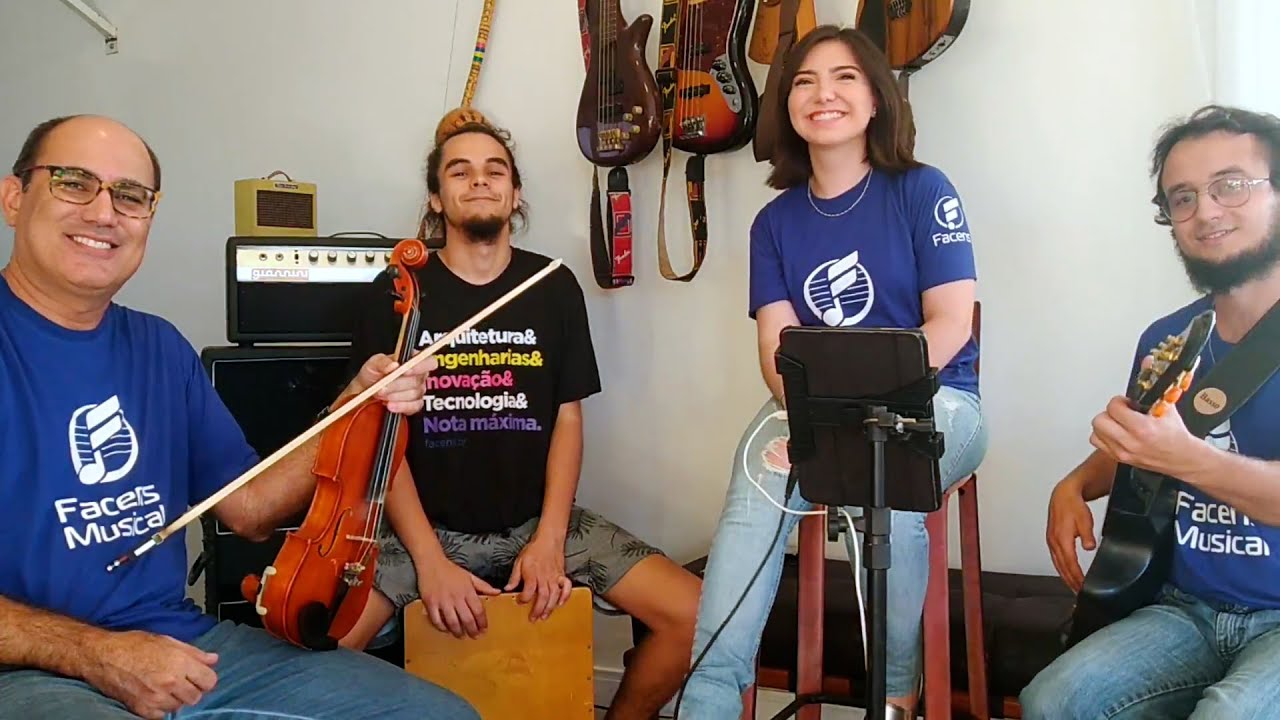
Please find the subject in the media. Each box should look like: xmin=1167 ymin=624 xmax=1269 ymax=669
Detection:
xmin=1021 ymin=585 xmax=1280 ymax=719
xmin=0 ymin=620 xmax=479 ymax=719
xmin=681 ymin=385 xmax=987 ymax=717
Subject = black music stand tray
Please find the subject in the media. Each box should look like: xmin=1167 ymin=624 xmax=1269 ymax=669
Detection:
xmin=771 ymin=326 xmax=945 ymax=720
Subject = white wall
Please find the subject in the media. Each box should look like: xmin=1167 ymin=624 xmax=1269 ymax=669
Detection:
xmin=0 ymin=0 xmax=1231 ymax=677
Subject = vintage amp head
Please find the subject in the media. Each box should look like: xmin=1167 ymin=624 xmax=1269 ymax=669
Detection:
xmin=225 ymin=235 xmax=397 ymax=344
xmin=233 ymin=171 xmax=317 ymax=237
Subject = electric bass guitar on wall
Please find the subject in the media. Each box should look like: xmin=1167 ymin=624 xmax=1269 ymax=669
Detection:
xmin=664 ymin=0 xmax=758 ymax=155
xmin=575 ymin=0 xmax=663 ymax=290
xmin=1064 ymin=309 xmax=1215 ymax=647
xmin=575 ymin=0 xmax=662 ymax=167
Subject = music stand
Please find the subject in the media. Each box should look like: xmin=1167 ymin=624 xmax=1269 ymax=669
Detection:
xmin=771 ymin=326 xmax=945 ymax=720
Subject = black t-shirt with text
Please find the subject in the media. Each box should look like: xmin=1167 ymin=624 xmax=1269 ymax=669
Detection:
xmin=346 ymin=248 xmax=601 ymax=534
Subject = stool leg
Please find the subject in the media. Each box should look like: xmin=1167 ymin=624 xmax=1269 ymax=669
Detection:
xmin=797 ymin=510 xmax=825 ymax=720
xmin=742 ymin=657 xmax=758 ymax=720
xmin=959 ymin=477 xmax=990 ymax=720
xmin=923 ymin=503 xmax=952 ymax=719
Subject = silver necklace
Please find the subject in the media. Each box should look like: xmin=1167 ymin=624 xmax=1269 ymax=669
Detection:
xmin=807 ymin=168 xmax=873 ymax=218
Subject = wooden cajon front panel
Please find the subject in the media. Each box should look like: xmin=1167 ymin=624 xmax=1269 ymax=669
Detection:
xmin=403 ymin=586 xmax=595 ymax=719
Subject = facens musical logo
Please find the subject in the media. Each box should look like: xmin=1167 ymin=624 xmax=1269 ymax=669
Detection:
xmin=68 ymin=395 xmax=138 ymax=486
xmin=56 ymin=395 xmax=166 ymax=550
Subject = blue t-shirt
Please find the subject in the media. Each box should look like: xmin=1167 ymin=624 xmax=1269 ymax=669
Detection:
xmin=0 ymin=279 xmax=257 ymax=643
xmin=1130 ymin=296 xmax=1280 ymax=609
xmin=749 ymin=164 xmax=980 ymax=395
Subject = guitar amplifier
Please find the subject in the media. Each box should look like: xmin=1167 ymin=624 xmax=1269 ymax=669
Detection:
xmin=226 ymin=235 xmax=396 ymax=343
xmin=193 ymin=345 xmax=349 ymax=623
xmin=234 ymin=172 xmax=317 ymax=237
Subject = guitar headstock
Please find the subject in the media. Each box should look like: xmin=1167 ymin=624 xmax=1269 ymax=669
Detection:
xmin=1128 ymin=309 xmax=1215 ymax=416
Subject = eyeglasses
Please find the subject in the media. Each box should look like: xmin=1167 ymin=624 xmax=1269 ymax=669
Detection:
xmin=16 ymin=165 xmax=161 ymax=219
xmin=1160 ymin=175 xmax=1271 ymax=223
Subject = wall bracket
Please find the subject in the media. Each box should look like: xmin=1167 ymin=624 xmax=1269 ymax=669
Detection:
xmin=57 ymin=0 xmax=119 ymax=54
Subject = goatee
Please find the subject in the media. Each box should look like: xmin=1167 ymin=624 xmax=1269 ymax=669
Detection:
xmin=1176 ymin=220 xmax=1280 ymax=295
xmin=459 ymin=215 xmax=507 ymax=244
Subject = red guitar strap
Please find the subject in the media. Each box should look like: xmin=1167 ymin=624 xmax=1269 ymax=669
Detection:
xmin=578 ymin=0 xmax=635 ymax=289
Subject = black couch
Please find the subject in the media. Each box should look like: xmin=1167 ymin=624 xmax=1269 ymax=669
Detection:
xmin=635 ymin=555 xmax=1075 ymax=715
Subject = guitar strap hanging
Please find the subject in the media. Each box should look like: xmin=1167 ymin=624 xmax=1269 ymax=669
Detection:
xmin=752 ymin=0 xmax=801 ymax=162
xmin=654 ymin=0 xmax=708 ymax=282
xmin=1176 ymin=297 xmax=1280 ymax=435
xmin=577 ymin=0 xmax=635 ymax=289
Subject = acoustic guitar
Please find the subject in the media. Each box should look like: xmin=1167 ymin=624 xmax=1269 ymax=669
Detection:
xmin=747 ymin=0 xmax=817 ymax=65
xmin=856 ymin=0 xmax=970 ymax=74
xmin=575 ymin=0 xmax=663 ymax=167
xmin=1064 ymin=309 xmax=1215 ymax=647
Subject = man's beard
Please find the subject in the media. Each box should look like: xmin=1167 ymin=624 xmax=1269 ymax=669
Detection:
xmin=456 ymin=213 xmax=508 ymax=244
xmin=1176 ymin=216 xmax=1280 ymax=295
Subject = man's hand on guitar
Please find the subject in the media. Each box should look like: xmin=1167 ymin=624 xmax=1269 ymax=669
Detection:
xmin=343 ymin=352 xmax=439 ymax=415
xmin=1089 ymin=395 xmax=1205 ymax=479
xmin=1047 ymin=475 xmax=1096 ymax=593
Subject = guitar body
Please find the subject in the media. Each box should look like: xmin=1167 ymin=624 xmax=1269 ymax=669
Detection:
xmin=856 ymin=0 xmax=970 ymax=71
xmin=576 ymin=0 xmax=663 ymax=167
xmin=747 ymin=0 xmax=818 ymax=64
xmin=1064 ymin=467 xmax=1179 ymax=647
xmin=1063 ymin=309 xmax=1215 ymax=648
xmin=668 ymin=0 xmax=758 ymax=154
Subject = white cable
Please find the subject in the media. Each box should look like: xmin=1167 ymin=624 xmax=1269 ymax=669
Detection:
xmin=741 ymin=410 xmax=869 ymax=673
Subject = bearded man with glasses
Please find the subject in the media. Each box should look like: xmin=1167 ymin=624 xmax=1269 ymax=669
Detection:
xmin=0 ymin=114 xmax=479 ymax=720
xmin=1021 ymin=104 xmax=1280 ymax=719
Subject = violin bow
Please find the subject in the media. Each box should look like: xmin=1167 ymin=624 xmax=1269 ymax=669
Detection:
xmin=107 ymin=257 xmax=563 ymax=572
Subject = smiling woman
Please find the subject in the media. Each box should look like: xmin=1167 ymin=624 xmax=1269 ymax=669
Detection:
xmin=679 ymin=24 xmax=988 ymax=720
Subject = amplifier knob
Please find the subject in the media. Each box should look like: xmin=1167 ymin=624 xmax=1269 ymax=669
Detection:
xmin=346 ymin=252 xmax=356 ymax=263
xmin=327 ymin=251 xmax=337 ymax=263
xmin=308 ymin=250 xmax=319 ymax=262
xmin=365 ymin=252 xmax=374 ymax=262
xmin=275 ymin=253 xmax=283 ymax=261
xmin=383 ymin=251 xmax=391 ymax=261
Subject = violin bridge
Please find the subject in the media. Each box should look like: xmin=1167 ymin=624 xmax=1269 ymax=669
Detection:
xmin=342 ymin=563 xmax=366 ymax=585
xmin=344 ymin=534 xmax=378 ymax=543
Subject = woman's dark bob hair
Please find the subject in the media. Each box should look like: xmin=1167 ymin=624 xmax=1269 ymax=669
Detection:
xmin=765 ymin=25 xmax=920 ymax=190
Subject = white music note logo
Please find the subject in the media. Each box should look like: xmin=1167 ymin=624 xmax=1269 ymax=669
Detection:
xmin=68 ymin=395 xmax=139 ymax=485
xmin=803 ymin=250 xmax=875 ymax=327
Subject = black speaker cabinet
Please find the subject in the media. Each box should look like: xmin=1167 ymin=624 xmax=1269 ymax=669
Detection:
xmin=193 ymin=344 xmax=404 ymax=663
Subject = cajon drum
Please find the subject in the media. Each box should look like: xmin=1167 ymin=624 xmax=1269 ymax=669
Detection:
xmin=403 ymin=586 xmax=595 ymax=719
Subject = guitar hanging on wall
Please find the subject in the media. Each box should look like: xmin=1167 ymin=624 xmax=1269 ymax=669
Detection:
xmin=856 ymin=0 xmax=970 ymax=94
xmin=422 ymin=0 xmax=498 ymax=246
xmin=654 ymin=0 xmax=758 ymax=282
xmin=575 ymin=0 xmax=663 ymax=289
xmin=747 ymin=0 xmax=816 ymax=65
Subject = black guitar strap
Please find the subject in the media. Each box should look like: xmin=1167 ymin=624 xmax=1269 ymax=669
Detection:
xmin=1176 ymin=297 xmax=1280 ymax=436
xmin=654 ymin=0 xmax=709 ymax=282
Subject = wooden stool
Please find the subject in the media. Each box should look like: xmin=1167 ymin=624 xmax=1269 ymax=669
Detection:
xmin=403 ymin=587 xmax=596 ymax=719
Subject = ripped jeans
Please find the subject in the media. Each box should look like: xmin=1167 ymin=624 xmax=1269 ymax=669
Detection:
xmin=680 ymin=385 xmax=987 ymax=718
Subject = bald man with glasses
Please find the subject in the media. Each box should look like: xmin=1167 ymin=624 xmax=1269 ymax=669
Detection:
xmin=0 ymin=114 xmax=478 ymax=720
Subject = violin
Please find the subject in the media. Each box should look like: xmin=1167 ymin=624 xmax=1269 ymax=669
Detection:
xmin=238 ymin=238 xmax=427 ymax=650
xmin=106 ymin=242 xmax=564 ymax=652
